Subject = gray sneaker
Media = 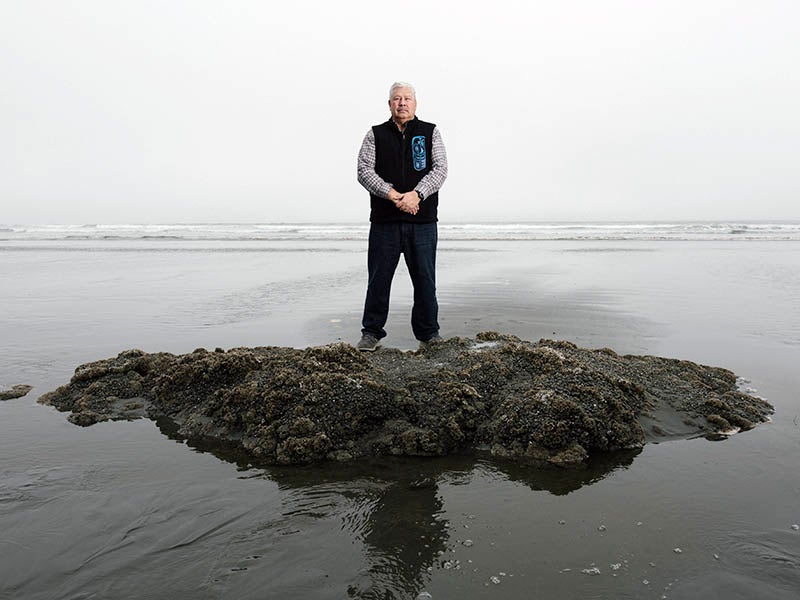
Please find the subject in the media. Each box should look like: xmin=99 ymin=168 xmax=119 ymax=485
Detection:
xmin=356 ymin=333 xmax=381 ymax=352
xmin=418 ymin=333 xmax=443 ymax=350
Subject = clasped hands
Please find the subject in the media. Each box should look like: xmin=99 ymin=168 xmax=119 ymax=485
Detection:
xmin=388 ymin=188 xmax=420 ymax=215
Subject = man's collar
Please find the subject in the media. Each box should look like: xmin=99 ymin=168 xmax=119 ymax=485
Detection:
xmin=390 ymin=115 xmax=418 ymax=132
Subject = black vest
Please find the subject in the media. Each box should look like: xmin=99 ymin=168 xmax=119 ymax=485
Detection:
xmin=370 ymin=117 xmax=439 ymax=223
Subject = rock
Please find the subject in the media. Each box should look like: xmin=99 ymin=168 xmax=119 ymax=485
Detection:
xmin=1 ymin=384 xmax=33 ymax=400
xmin=38 ymin=334 xmax=774 ymax=466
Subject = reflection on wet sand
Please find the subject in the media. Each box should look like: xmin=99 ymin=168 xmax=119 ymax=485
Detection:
xmin=157 ymin=417 xmax=640 ymax=598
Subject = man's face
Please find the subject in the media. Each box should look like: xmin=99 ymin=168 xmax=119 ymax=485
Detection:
xmin=389 ymin=87 xmax=417 ymax=123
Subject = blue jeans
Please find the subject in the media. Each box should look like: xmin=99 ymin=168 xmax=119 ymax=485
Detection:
xmin=361 ymin=221 xmax=439 ymax=342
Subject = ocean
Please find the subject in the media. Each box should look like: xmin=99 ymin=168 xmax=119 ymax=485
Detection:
xmin=4 ymin=221 xmax=800 ymax=242
xmin=1 ymin=221 xmax=798 ymax=599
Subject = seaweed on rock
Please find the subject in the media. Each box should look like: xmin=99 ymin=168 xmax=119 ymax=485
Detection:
xmin=38 ymin=333 xmax=773 ymax=466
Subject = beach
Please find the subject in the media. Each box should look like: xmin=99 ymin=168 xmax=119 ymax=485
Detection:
xmin=1 ymin=223 xmax=799 ymax=599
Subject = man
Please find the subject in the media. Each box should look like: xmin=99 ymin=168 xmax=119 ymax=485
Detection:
xmin=356 ymin=82 xmax=448 ymax=351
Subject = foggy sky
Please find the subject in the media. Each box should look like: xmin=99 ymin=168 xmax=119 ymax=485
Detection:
xmin=2 ymin=1 xmax=798 ymax=224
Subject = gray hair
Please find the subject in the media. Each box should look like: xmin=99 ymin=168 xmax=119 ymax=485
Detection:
xmin=389 ymin=81 xmax=416 ymax=99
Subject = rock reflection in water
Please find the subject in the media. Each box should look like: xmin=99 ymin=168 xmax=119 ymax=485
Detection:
xmin=156 ymin=416 xmax=639 ymax=599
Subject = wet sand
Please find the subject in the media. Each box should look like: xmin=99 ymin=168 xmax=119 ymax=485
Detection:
xmin=1 ymin=239 xmax=799 ymax=599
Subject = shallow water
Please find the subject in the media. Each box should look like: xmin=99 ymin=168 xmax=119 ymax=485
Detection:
xmin=1 ymin=237 xmax=799 ymax=599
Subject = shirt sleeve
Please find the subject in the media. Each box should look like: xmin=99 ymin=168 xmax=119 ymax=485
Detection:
xmin=414 ymin=126 xmax=448 ymax=200
xmin=357 ymin=129 xmax=393 ymax=199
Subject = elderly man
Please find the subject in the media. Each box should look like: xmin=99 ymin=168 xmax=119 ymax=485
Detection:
xmin=356 ymin=82 xmax=449 ymax=351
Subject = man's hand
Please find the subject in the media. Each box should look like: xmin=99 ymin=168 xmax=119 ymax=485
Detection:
xmin=388 ymin=188 xmax=404 ymax=203
xmin=396 ymin=190 xmax=420 ymax=215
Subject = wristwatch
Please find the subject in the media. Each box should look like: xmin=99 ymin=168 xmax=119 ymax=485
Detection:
xmin=417 ymin=190 xmax=425 ymax=202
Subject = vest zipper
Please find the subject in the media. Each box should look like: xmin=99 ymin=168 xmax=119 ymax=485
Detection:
xmin=401 ymin=131 xmax=407 ymax=187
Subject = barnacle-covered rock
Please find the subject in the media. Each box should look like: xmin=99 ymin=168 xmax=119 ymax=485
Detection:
xmin=39 ymin=334 xmax=773 ymax=466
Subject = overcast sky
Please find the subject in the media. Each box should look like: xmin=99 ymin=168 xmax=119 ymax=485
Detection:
xmin=2 ymin=1 xmax=798 ymax=224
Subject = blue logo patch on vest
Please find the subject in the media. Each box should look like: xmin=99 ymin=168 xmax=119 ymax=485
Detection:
xmin=412 ymin=135 xmax=427 ymax=171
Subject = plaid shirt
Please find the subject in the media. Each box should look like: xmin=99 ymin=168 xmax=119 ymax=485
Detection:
xmin=357 ymin=123 xmax=448 ymax=200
